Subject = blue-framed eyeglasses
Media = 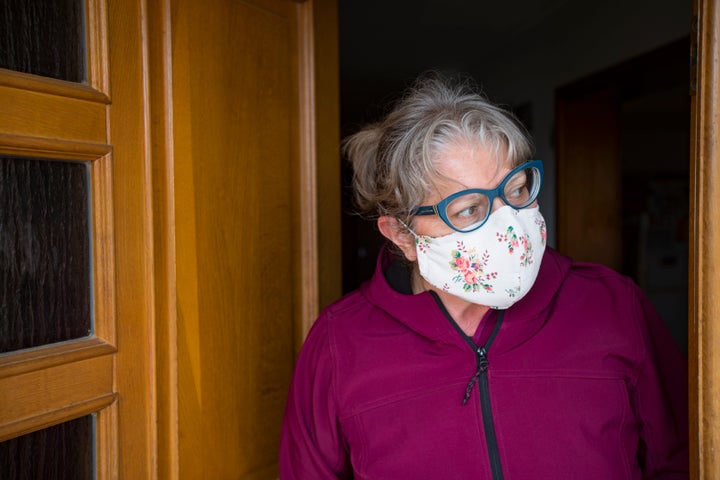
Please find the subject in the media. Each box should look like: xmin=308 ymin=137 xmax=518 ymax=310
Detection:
xmin=410 ymin=160 xmax=544 ymax=233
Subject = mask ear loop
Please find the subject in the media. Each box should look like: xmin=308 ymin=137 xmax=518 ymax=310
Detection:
xmin=396 ymin=217 xmax=419 ymax=238
xmin=393 ymin=216 xmax=426 ymax=294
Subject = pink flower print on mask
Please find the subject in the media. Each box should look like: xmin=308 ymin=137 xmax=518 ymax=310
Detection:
xmin=463 ymin=269 xmax=478 ymax=285
xmin=449 ymin=245 xmax=496 ymax=293
xmin=519 ymin=235 xmax=534 ymax=267
xmin=535 ymin=217 xmax=547 ymax=246
xmin=497 ymin=226 xmax=520 ymax=254
xmin=455 ymin=256 xmax=471 ymax=271
xmin=416 ymin=236 xmax=432 ymax=254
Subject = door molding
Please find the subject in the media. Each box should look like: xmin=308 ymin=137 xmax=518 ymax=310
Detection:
xmin=690 ymin=0 xmax=720 ymax=477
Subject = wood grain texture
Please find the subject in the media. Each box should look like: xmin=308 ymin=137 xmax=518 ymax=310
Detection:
xmin=147 ymin=0 xmax=179 ymax=477
xmin=0 ymin=414 xmax=94 ymax=480
xmin=0 ymin=86 xmax=106 ymax=143
xmin=0 ymin=337 xmax=115 ymax=379
xmin=171 ymin=0 xmax=299 ymax=476
xmin=690 ymin=0 xmax=720 ymax=477
xmin=311 ymin=0 xmax=342 ymax=333
xmin=0 ymin=155 xmax=91 ymax=353
xmin=0 ymin=133 xmax=110 ymax=159
xmin=0 ymin=69 xmax=109 ymax=102
xmin=106 ymin=0 xmax=158 ymax=477
xmin=0 ymin=0 xmax=85 ymax=83
xmin=296 ymin=0 xmax=319 ymax=347
xmin=85 ymin=0 xmax=110 ymax=95
xmin=0 ymin=354 xmax=114 ymax=441
xmin=95 ymin=401 xmax=118 ymax=480
xmin=90 ymin=152 xmax=116 ymax=345
xmin=163 ymin=2 xmax=339 ymax=474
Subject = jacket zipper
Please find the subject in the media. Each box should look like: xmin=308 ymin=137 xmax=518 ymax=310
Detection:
xmin=468 ymin=311 xmax=504 ymax=480
xmin=430 ymin=292 xmax=505 ymax=480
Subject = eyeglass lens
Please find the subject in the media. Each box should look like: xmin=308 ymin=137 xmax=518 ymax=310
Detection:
xmin=445 ymin=165 xmax=541 ymax=231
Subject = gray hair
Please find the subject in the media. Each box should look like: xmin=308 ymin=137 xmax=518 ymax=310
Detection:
xmin=343 ymin=74 xmax=534 ymax=222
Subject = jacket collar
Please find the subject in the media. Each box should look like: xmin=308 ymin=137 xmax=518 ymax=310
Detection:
xmin=360 ymin=243 xmax=572 ymax=349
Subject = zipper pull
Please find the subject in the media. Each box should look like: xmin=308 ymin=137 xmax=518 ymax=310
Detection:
xmin=462 ymin=347 xmax=489 ymax=406
xmin=477 ymin=346 xmax=489 ymax=370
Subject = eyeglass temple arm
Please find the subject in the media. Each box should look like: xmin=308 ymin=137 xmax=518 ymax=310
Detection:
xmin=410 ymin=205 xmax=437 ymax=216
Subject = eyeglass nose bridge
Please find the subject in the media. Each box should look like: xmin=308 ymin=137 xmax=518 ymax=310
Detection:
xmin=489 ymin=188 xmax=518 ymax=212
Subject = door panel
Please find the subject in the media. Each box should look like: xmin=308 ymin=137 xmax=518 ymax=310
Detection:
xmin=0 ymin=415 xmax=94 ymax=480
xmin=0 ymin=155 xmax=91 ymax=353
xmin=0 ymin=0 xmax=86 ymax=82
xmin=170 ymin=0 xmax=300 ymax=476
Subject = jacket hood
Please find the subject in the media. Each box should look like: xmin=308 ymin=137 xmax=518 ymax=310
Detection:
xmin=360 ymin=243 xmax=573 ymax=350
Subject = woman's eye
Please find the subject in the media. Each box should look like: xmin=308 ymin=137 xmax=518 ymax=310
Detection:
xmin=447 ymin=193 xmax=488 ymax=225
xmin=450 ymin=202 xmax=484 ymax=219
xmin=507 ymin=183 xmax=527 ymax=199
xmin=458 ymin=205 xmax=477 ymax=217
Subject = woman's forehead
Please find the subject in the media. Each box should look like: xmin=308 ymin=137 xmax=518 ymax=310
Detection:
xmin=429 ymin=144 xmax=512 ymax=192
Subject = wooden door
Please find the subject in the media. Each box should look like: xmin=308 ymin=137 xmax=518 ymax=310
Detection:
xmin=0 ymin=0 xmax=169 ymax=477
xmin=148 ymin=0 xmax=340 ymax=477
xmin=0 ymin=0 xmax=340 ymax=478
xmin=162 ymin=0 xmax=316 ymax=477
xmin=0 ymin=0 xmax=118 ymax=478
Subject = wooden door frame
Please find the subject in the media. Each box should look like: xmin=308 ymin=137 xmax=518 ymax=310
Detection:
xmin=690 ymin=0 xmax=720 ymax=477
xmin=137 ymin=0 xmax=340 ymax=476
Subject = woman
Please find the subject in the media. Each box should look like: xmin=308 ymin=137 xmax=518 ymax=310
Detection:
xmin=280 ymin=75 xmax=688 ymax=479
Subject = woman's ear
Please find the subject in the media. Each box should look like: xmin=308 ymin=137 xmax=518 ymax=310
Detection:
xmin=377 ymin=216 xmax=417 ymax=262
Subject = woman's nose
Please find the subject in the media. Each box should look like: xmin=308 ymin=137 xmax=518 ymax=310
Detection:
xmin=490 ymin=195 xmax=506 ymax=213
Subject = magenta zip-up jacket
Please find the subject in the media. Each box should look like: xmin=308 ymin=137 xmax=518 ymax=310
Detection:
xmin=280 ymin=247 xmax=688 ymax=479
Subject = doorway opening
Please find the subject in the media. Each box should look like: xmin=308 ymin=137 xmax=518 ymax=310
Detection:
xmin=556 ymin=38 xmax=690 ymax=351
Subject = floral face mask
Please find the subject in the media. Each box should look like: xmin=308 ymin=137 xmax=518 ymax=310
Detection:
xmin=408 ymin=205 xmax=547 ymax=309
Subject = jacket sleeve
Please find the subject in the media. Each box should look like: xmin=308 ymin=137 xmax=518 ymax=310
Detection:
xmin=279 ymin=313 xmax=351 ymax=479
xmin=629 ymin=283 xmax=689 ymax=479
